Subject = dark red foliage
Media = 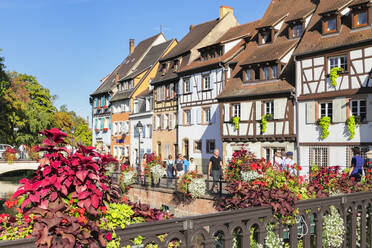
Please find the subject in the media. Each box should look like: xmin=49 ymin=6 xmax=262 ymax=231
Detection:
xmin=127 ymin=202 xmax=173 ymax=222
xmin=12 ymin=128 xmax=120 ymax=248
xmin=215 ymin=181 xmax=296 ymax=218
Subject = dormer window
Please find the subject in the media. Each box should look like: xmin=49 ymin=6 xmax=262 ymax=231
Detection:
xmin=245 ymin=69 xmax=252 ymax=81
xmin=263 ymin=66 xmax=270 ymax=80
xmin=172 ymin=60 xmax=179 ymax=71
xmin=324 ymin=17 xmax=337 ymax=34
xmin=293 ymin=24 xmax=303 ymax=38
xmin=262 ymin=31 xmax=272 ymax=44
xmin=272 ymin=65 xmax=278 ymax=79
xmin=353 ymin=10 xmax=368 ymax=28
xmin=160 ymin=63 xmax=167 ymax=75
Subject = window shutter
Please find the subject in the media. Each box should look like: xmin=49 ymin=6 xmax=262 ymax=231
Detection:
xmin=100 ymin=118 xmax=104 ymax=129
xmin=367 ymin=95 xmax=372 ymax=122
xmin=197 ymin=109 xmax=202 ymax=124
xmin=196 ymin=75 xmax=201 ymax=92
xmin=211 ymin=71 xmax=216 ymax=86
xmin=94 ymin=119 xmax=97 ymax=129
xmin=224 ymin=104 xmax=230 ymax=122
xmin=189 ymin=77 xmax=194 ymax=92
xmin=142 ymin=125 xmax=146 ymax=138
xmin=134 ymin=126 xmax=138 ymax=138
xmin=274 ymin=98 xmax=287 ymax=119
xmin=191 ymin=109 xmax=195 ymax=125
xmin=109 ymin=116 xmax=112 ymax=129
xmin=240 ymin=102 xmax=251 ymax=121
xmin=255 ymin=101 xmax=262 ymax=120
xmin=149 ymin=124 xmax=152 ymax=138
xmin=332 ymin=98 xmax=347 ymax=123
xmin=306 ymin=102 xmax=316 ymax=124
xmin=178 ymin=111 xmax=183 ymax=126
xmin=216 ymin=69 xmax=223 ymax=82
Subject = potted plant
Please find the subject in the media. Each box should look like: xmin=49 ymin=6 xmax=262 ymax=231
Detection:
xmin=232 ymin=116 xmax=240 ymax=130
xmin=317 ymin=116 xmax=331 ymax=139
xmin=265 ymin=114 xmax=274 ymax=121
xmin=103 ymin=128 xmax=109 ymax=132
xmin=329 ymin=67 xmax=344 ymax=87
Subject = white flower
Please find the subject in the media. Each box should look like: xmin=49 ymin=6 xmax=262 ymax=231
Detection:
xmin=150 ymin=164 xmax=167 ymax=181
xmin=322 ymin=205 xmax=345 ymax=248
xmin=241 ymin=170 xmax=262 ymax=182
xmin=188 ymin=178 xmax=206 ymax=198
xmin=122 ymin=170 xmax=137 ymax=185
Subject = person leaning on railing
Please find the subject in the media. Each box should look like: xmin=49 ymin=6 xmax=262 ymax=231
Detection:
xmin=349 ymin=147 xmax=364 ymax=182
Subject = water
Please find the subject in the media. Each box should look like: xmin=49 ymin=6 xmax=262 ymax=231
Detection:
xmin=0 ymin=170 xmax=34 ymax=199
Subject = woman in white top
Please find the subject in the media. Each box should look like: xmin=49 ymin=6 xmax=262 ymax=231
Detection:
xmin=188 ymin=157 xmax=197 ymax=173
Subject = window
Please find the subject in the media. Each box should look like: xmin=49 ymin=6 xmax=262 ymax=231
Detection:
xmin=206 ymin=140 xmax=216 ymax=153
xmin=203 ymin=74 xmax=211 ymax=90
xmin=166 ymin=85 xmax=170 ymax=99
xmin=232 ymin=104 xmax=241 ymax=118
xmin=263 ymin=66 xmax=269 ymax=80
xmin=184 ymin=110 xmax=191 ymax=125
xmin=325 ymin=18 xmax=337 ymax=33
xmin=261 ymin=30 xmax=272 ymax=44
xmin=184 ymin=78 xmax=191 ymax=93
xmin=293 ymin=24 xmax=303 ymax=38
xmin=246 ymin=69 xmax=252 ymax=81
xmin=160 ymin=63 xmax=167 ymax=75
xmin=354 ymin=11 xmax=368 ymax=28
xmin=204 ymin=108 xmax=211 ymax=123
xmin=265 ymin=101 xmax=274 ymax=116
xmin=309 ymin=146 xmax=328 ymax=167
xmin=194 ymin=140 xmax=202 ymax=153
xmin=254 ymin=67 xmax=260 ymax=80
xmin=272 ymin=65 xmax=278 ymax=78
xmin=350 ymin=100 xmax=367 ymax=122
xmin=329 ymin=55 xmax=347 ymax=71
xmin=320 ymin=102 xmax=333 ymax=118
xmin=172 ymin=60 xmax=179 ymax=71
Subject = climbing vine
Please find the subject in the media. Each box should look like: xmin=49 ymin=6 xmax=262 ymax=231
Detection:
xmin=232 ymin=116 xmax=240 ymax=130
xmin=329 ymin=67 xmax=343 ymax=87
xmin=346 ymin=116 xmax=356 ymax=140
xmin=318 ymin=116 xmax=331 ymax=139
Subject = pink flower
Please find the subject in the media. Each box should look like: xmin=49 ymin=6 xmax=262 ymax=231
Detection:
xmin=105 ymin=232 xmax=113 ymax=241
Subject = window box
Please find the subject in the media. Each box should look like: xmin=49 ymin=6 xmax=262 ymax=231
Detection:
xmin=95 ymin=129 xmax=100 ymax=132
xmin=265 ymin=114 xmax=274 ymax=121
xmin=103 ymin=105 xmax=108 ymax=109
xmin=103 ymin=128 xmax=108 ymax=132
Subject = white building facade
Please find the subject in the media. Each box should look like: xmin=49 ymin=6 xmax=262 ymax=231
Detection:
xmin=130 ymin=94 xmax=154 ymax=166
xmin=177 ymin=68 xmax=225 ymax=173
xmin=295 ymin=0 xmax=372 ymax=174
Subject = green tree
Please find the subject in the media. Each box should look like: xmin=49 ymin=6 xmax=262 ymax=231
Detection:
xmin=74 ymin=120 xmax=92 ymax=147
xmin=0 ymin=72 xmax=56 ymax=145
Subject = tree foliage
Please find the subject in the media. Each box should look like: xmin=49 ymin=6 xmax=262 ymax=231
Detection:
xmin=0 ymin=52 xmax=91 ymax=147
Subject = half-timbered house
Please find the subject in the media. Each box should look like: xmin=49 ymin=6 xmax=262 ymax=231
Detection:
xmin=151 ymin=6 xmax=239 ymax=160
xmin=217 ymin=0 xmax=317 ymax=164
xmin=176 ymin=20 xmax=259 ymax=173
xmin=295 ymin=0 xmax=372 ymax=173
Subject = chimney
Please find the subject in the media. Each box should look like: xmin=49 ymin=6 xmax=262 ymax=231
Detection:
xmin=219 ymin=5 xmax=233 ymax=19
xmin=129 ymin=39 xmax=135 ymax=55
xmin=189 ymin=24 xmax=194 ymax=31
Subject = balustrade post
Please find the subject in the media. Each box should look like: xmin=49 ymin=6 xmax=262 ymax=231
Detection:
xmin=361 ymin=203 xmax=367 ymax=248
xmin=315 ymin=210 xmax=323 ymax=248
xmin=350 ymin=204 xmax=357 ymax=248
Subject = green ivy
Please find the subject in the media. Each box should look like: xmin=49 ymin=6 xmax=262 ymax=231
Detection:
xmin=232 ymin=116 xmax=240 ymax=130
xmin=318 ymin=116 xmax=331 ymax=139
xmin=346 ymin=116 xmax=356 ymax=140
xmin=260 ymin=115 xmax=272 ymax=134
xmin=329 ymin=67 xmax=343 ymax=87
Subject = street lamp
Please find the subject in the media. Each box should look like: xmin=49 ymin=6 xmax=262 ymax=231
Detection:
xmin=136 ymin=121 xmax=143 ymax=165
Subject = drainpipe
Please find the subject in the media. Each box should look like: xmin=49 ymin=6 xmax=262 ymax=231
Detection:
xmin=293 ymin=56 xmax=301 ymax=169
xmin=219 ymin=62 xmax=228 ymax=163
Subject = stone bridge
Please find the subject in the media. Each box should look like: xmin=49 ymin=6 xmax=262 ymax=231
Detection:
xmin=0 ymin=161 xmax=39 ymax=176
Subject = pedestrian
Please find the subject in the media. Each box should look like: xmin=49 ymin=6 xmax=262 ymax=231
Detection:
xmin=175 ymin=154 xmax=184 ymax=178
xmin=208 ymin=149 xmax=223 ymax=193
xmin=349 ymin=147 xmax=364 ymax=182
xmin=140 ymin=153 xmax=148 ymax=184
xmin=273 ymin=150 xmax=283 ymax=169
xmin=183 ymin=155 xmax=190 ymax=173
xmin=282 ymin=151 xmax=296 ymax=175
xmin=165 ymin=155 xmax=175 ymax=185
xmin=18 ymin=144 xmax=25 ymax=160
xmin=189 ymin=157 xmax=197 ymax=173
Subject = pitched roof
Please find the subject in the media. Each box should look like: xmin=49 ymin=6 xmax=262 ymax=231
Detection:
xmin=215 ymin=20 xmax=261 ymax=43
xmin=295 ymin=0 xmax=372 ymax=56
xmin=91 ymin=33 xmax=163 ymax=96
xmin=120 ymin=39 xmax=175 ymax=81
xmin=110 ymin=40 xmax=175 ymax=102
xmin=217 ymin=78 xmax=294 ymax=100
xmin=161 ymin=19 xmax=220 ymax=61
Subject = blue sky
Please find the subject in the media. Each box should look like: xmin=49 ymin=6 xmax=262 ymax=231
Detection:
xmin=1 ymin=0 xmax=270 ymax=119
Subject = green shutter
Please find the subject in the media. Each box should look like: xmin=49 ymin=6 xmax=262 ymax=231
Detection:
xmin=94 ymin=119 xmax=97 ymax=129
xmin=100 ymin=118 xmax=104 ymax=129
xmin=109 ymin=116 xmax=112 ymax=129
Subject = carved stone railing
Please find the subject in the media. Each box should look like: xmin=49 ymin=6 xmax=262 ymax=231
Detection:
xmin=1 ymin=191 xmax=372 ymax=247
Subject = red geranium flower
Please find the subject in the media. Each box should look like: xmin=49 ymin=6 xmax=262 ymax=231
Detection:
xmin=106 ymin=232 xmax=113 ymax=241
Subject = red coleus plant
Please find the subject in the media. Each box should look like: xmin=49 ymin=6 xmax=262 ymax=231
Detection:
xmin=12 ymin=128 xmax=120 ymax=248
